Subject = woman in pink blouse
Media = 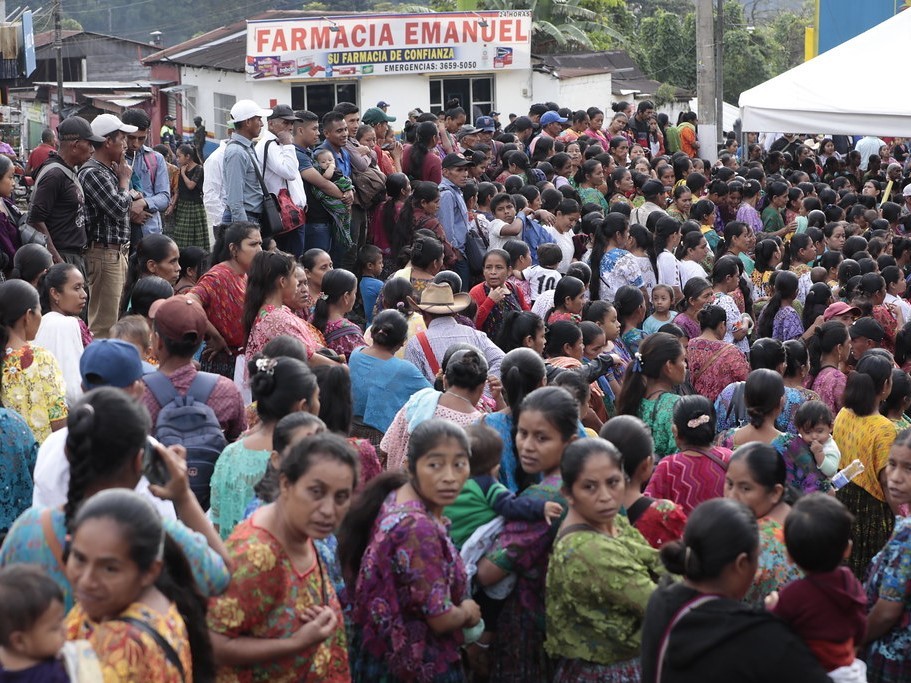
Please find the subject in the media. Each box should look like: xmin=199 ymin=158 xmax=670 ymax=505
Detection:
xmin=244 ymin=251 xmax=335 ymax=367
xmin=806 ymin=320 xmax=850 ymax=415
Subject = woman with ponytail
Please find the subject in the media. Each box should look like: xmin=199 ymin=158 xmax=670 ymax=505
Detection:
xmin=244 ymin=251 xmax=331 ymax=366
xmin=641 ymin=499 xmax=830 ymax=683
xmin=340 ymin=420 xmax=478 ymax=682
xmin=750 ymin=238 xmax=782 ymax=306
xmin=686 ymin=304 xmax=749 ymax=403
xmin=589 ymin=212 xmax=642 ymax=302
xmin=402 ymin=120 xmax=442 ymax=183
xmin=757 ymin=270 xmax=803 ymax=341
xmin=121 ymin=234 xmax=180 ymax=314
xmin=9 ymin=243 xmax=52 ymax=288
xmin=0 ymin=387 xmax=230 ymax=611
xmin=381 ymin=345 xmax=487 ymax=472
xmin=715 ymin=369 xmax=788 ymax=451
xmin=210 ymin=356 xmax=320 ymax=539
xmin=806 ymin=320 xmax=850 ymax=414
xmin=209 ymin=434 xmax=356 ymax=682
xmin=35 ymin=263 xmax=89 ymax=407
xmin=0 ymin=279 xmax=66 ymax=442
xmin=834 ymin=353 xmax=897 ymax=578
xmin=616 ymin=332 xmax=687 ymax=459
xmin=711 ymin=255 xmax=750 ymax=353
xmin=350 ymin=310 xmax=432 ymax=448
xmin=66 ymin=489 xmax=214 ymax=682
xmin=190 ymin=221 xmax=262 ymax=377
xmin=475 ymin=387 xmax=579 ymax=682
xmin=311 ymin=268 xmax=366 ymax=360
xmin=782 ymin=232 xmax=817 ymax=305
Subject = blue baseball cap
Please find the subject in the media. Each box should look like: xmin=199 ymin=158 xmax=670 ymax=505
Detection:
xmin=540 ymin=111 xmax=568 ymax=126
xmin=80 ymin=339 xmax=144 ymax=390
xmin=475 ymin=116 xmax=496 ymax=132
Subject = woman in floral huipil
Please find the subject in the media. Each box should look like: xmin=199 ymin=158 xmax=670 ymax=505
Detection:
xmin=208 ymin=434 xmax=357 ymax=683
xmin=340 ymin=420 xmax=479 ymax=683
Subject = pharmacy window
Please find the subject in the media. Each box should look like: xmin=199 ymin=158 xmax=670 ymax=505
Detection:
xmin=429 ymin=76 xmax=494 ymax=122
xmin=291 ymin=82 xmax=358 ymax=121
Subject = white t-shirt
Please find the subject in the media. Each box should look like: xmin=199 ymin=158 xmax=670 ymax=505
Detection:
xmin=487 ymin=218 xmax=519 ymax=251
xmin=678 ymin=259 xmax=708 ymax=289
xmin=524 ymin=265 xmax=563 ymax=302
xmin=657 ymin=250 xmax=682 ymax=289
xmin=545 ymin=226 xmax=575 ymax=273
xmin=32 ymin=428 xmax=177 ymax=520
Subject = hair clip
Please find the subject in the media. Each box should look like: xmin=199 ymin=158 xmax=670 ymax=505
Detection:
xmin=255 ymin=357 xmax=277 ymax=375
xmin=632 ymin=351 xmax=643 ymax=373
xmin=319 ymin=292 xmax=329 ymax=301
xmin=687 ymin=414 xmax=711 ymax=428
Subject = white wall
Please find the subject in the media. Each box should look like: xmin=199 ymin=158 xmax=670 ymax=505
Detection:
xmin=180 ymin=65 xmax=616 ymax=134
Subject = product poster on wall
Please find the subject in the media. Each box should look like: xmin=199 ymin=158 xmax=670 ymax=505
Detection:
xmin=245 ymin=11 xmax=532 ymax=81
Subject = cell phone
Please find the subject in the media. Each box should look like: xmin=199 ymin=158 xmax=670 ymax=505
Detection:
xmin=142 ymin=436 xmax=170 ymax=487
xmin=382 ymin=143 xmax=393 ymax=151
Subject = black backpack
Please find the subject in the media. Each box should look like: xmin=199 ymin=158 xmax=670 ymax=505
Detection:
xmin=143 ymin=371 xmax=227 ymax=510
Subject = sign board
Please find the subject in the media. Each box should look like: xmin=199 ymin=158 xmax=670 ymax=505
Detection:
xmin=246 ymin=11 xmax=532 ymax=81
xmin=21 ymin=10 xmax=35 ymax=77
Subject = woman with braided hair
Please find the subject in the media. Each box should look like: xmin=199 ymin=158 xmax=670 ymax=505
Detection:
xmin=615 ymin=332 xmax=687 ymax=460
xmin=0 ymin=387 xmax=229 ymax=612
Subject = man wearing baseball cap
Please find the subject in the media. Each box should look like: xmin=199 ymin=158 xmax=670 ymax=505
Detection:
xmin=78 ymin=113 xmax=140 ymax=338
xmin=439 ymin=154 xmax=473 ymax=289
xmin=529 ymin=110 xmax=567 ymax=156
xmin=848 ymin=317 xmax=884 ymax=363
xmin=142 ymin=295 xmax=246 ymax=442
xmin=27 ymin=117 xmax=97 ymax=273
xmin=362 ymin=107 xmax=400 ymax=176
xmin=31 ymin=339 xmax=178 ymax=519
xmin=377 ymin=100 xmax=391 ymax=112
xmin=160 ymin=114 xmax=177 ymax=153
xmin=223 ymin=99 xmax=272 ymax=226
xmin=255 ymin=104 xmax=307 ymax=256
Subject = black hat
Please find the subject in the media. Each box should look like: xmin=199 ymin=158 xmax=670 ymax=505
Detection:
xmin=849 ymin=317 xmax=885 ymax=343
xmin=268 ymin=104 xmax=302 ymax=122
xmin=442 ymin=153 xmax=472 ymax=169
xmin=58 ymin=116 xmax=105 ymax=143
xmin=163 ymin=114 xmax=176 ymax=121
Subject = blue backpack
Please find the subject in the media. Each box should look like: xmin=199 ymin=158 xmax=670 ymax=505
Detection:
xmin=143 ymin=371 xmax=227 ymax=510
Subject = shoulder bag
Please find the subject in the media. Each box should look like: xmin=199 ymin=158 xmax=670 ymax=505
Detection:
xmin=263 ymin=140 xmax=305 ymax=234
xmin=229 ymin=140 xmax=282 ymax=238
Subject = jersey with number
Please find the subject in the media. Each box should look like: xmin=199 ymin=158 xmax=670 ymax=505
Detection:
xmin=523 ymin=265 xmax=562 ymax=302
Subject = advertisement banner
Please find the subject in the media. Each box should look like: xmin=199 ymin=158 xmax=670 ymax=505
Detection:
xmin=245 ymin=11 xmax=532 ymax=81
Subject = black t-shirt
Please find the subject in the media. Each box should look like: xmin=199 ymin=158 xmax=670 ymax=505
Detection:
xmin=27 ymin=154 xmax=87 ymax=251
xmin=177 ymin=164 xmax=204 ymax=203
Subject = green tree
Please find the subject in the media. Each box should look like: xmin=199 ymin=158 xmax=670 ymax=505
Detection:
xmin=631 ymin=9 xmax=695 ymax=90
xmin=479 ymin=0 xmax=629 ymax=53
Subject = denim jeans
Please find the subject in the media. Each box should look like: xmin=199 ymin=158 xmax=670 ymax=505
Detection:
xmin=274 ymin=227 xmax=305 ymax=258
xmin=452 ymin=257 xmax=471 ymax=292
xmin=305 ymin=223 xmax=333 ymax=254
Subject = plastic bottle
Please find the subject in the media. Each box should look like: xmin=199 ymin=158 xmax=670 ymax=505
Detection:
xmin=830 ymin=459 xmax=865 ymax=490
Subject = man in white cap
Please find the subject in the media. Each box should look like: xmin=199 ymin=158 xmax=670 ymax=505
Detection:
xmin=77 ymin=113 xmax=141 ymax=338
xmin=222 ymin=99 xmax=271 ymax=226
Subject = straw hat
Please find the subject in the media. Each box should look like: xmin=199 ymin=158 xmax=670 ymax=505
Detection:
xmin=409 ymin=282 xmax=471 ymax=315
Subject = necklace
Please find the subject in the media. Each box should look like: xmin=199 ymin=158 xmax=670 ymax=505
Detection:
xmin=444 ymin=390 xmax=477 ymax=412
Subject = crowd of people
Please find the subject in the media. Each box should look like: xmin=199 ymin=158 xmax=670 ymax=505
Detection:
xmin=0 ymin=95 xmax=910 ymax=683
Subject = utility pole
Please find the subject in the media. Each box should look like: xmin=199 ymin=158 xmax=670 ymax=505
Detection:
xmin=54 ymin=0 xmax=63 ymax=116
xmin=695 ymin=0 xmax=717 ymax=163
xmin=714 ymin=0 xmax=724 ymax=147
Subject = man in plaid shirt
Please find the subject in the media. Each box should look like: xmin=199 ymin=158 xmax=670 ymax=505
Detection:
xmin=77 ymin=114 xmax=145 ymax=338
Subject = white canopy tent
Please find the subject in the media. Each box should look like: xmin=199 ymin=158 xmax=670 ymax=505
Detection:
xmin=739 ymin=9 xmax=911 ymax=136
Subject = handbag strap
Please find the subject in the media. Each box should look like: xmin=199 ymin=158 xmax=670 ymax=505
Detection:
xmin=626 ymin=496 xmax=654 ymax=526
xmin=417 ymin=331 xmax=440 ymax=376
xmin=655 ymin=594 xmax=719 ymax=682
xmin=689 ymin=343 xmax=734 ymax=386
xmin=114 ymin=616 xmax=186 ymax=682
xmin=262 ymin=139 xmax=290 ymax=190
xmin=229 ymin=140 xmax=269 ymax=197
